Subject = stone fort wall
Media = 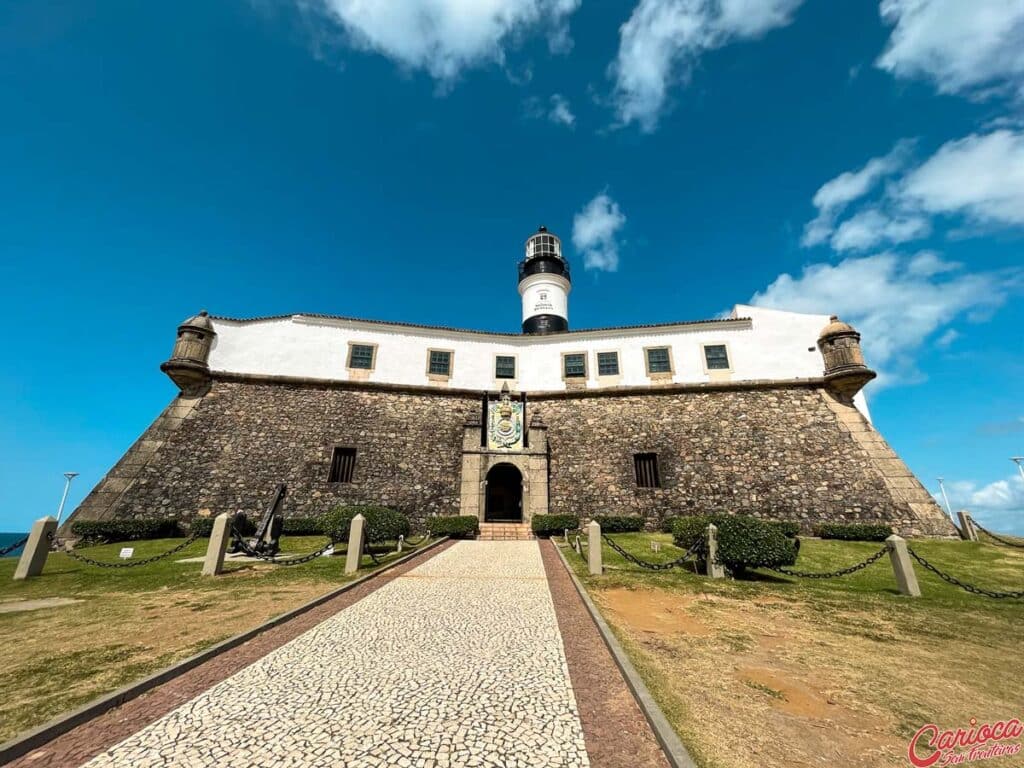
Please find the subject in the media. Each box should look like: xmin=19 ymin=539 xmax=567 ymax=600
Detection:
xmin=70 ymin=377 xmax=953 ymax=537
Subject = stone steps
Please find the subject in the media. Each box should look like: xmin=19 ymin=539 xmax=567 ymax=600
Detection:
xmin=478 ymin=522 xmax=534 ymax=541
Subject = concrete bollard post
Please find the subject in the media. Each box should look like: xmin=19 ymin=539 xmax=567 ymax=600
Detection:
xmin=705 ymin=523 xmax=725 ymax=579
xmin=201 ymin=513 xmax=233 ymax=576
xmin=956 ymin=510 xmax=978 ymax=542
xmin=345 ymin=513 xmax=366 ymax=575
xmin=587 ymin=521 xmax=602 ymax=576
xmin=886 ymin=535 xmax=921 ymax=597
xmin=13 ymin=516 xmax=57 ymax=581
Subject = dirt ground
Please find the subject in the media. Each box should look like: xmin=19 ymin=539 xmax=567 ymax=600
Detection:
xmin=0 ymin=578 xmax=334 ymax=742
xmin=593 ymin=585 xmax=1021 ymax=768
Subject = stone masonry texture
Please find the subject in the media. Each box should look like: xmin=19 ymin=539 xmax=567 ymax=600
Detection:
xmin=70 ymin=378 xmax=953 ymax=537
xmin=536 ymin=386 xmax=953 ymax=537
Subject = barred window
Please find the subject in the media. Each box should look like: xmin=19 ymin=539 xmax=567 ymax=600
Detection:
xmin=563 ymin=353 xmax=586 ymax=378
xmin=348 ymin=344 xmax=374 ymax=370
xmin=646 ymin=347 xmax=671 ymax=374
xmin=597 ymin=351 xmax=620 ymax=376
xmin=428 ymin=350 xmax=452 ymax=376
xmin=704 ymin=344 xmax=730 ymax=370
xmin=328 ymin=447 xmax=357 ymax=483
xmin=495 ymin=355 xmax=516 ymax=379
xmin=634 ymin=453 xmax=661 ymax=488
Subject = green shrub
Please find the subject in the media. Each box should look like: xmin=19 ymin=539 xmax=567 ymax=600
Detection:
xmin=671 ymin=514 xmax=726 ymax=549
xmin=188 ymin=515 xmax=256 ymax=537
xmin=71 ymin=518 xmax=182 ymax=543
xmin=716 ymin=515 xmax=798 ymax=573
xmin=281 ymin=517 xmax=324 ymax=536
xmin=531 ymin=514 xmax=579 ymax=538
xmin=660 ymin=516 xmax=680 ymax=533
xmin=322 ymin=506 xmax=410 ymax=543
xmin=766 ymin=520 xmax=801 ymax=538
xmin=427 ymin=515 xmax=479 ymax=539
xmin=815 ymin=522 xmax=892 ymax=542
xmin=594 ymin=515 xmax=645 ymax=533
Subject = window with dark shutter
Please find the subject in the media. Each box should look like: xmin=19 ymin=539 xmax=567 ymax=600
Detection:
xmin=428 ymin=350 xmax=452 ymax=376
xmin=634 ymin=453 xmax=661 ymax=488
xmin=597 ymin=351 xmax=620 ymax=376
xmin=563 ymin=353 xmax=586 ymax=378
xmin=495 ymin=355 xmax=516 ymax=379
xmin=328 ymin=447 xmax=357 ymax=483
xmin=704 ymin=344 xmax=730 ymax=370
xmin=645 ymin=347 xmax=671 ymax=374
xmin=348 ymin=344 xmax=375 ymax=370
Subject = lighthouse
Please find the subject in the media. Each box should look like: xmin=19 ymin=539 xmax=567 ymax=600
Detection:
xmin=518 ymin=226 xmax=571 ymax=334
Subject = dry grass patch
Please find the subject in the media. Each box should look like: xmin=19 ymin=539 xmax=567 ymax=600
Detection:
xmin=571 ymin=535 xmax=1024 ymax=768
xmin=0 ymin=535 xmax=417 ymax=742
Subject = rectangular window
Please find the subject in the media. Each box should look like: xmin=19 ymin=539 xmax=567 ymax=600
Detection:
xmin=563 ymin=353 xmax=586 ymax=378
xmin=428 ymin=349 xmax=452 ymax=376
xmin=495 ymin=355 xmax=516 ymax=379
xmin=646 ymin=347 xmax=672 ymax=374
xmin=634 ymin=453 xmax=661 ymax=488
xmin=704 ymin=344 xmax=730 ymax=370
xmin=348 ymin=344 xmax=375 ymax=370
xmin=597 ymin=351 xmax=620 ymax=376
xmin=328 ymin=447 xmax=357 ymax=483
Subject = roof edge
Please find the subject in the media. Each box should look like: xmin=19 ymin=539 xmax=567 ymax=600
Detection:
xmin=208 ymin=312 xmax=752 ymax=339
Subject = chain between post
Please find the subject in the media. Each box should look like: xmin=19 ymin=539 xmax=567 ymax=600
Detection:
xmin=55 ymin=532 xmax=201 ymax=568
xmin=972 ymin=522 xmax=1024 ymax=549
xmin=769 ymin=545 xmax=889 ymax=579
xmin=601 ymin=534 xmax=704 ymax=571
xmin=0 ymin=535 xmax=29 ymax=557
xmin=906 ymin=546 xmax=1024 ymax=599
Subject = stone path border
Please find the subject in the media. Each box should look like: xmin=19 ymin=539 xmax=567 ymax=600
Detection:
xmin=1 ymin=539 xmax=453 ymax=768
xmin=542 ymin=541 xmax=696 ymax=768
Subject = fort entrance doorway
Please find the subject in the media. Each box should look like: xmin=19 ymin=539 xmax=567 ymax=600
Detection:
xmin=484 ymin=463 xmax=523 ymax=522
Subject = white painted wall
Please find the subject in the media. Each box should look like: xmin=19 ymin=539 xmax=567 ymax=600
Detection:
xmin=207 ymin=304 xmax=857 ymax=399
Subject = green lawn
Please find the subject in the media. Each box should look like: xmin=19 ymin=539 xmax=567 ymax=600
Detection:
xmin=562 ymin=532 xmax=1024 ymax=768
xmin=0 ymin=535 xmax=428 ymax=743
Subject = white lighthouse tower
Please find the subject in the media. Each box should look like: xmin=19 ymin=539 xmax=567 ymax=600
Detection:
xmin=518 ymin=226 xmax=571 ymax=334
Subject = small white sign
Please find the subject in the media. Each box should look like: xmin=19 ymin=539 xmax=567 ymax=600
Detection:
xmin=119 ymin=547 xmax=134 ymax=559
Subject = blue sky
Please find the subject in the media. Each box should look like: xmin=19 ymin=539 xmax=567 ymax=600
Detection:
xmin=2 ymin=0 xmax=1022 ymax=533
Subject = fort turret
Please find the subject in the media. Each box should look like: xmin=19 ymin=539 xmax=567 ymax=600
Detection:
xmin=518 ymin=226 xmax=571 ymax=334
xmin=160 ymin=310 xmax=215 ymax=395
xmin=817 ymin=315 xmax=876 ymax=400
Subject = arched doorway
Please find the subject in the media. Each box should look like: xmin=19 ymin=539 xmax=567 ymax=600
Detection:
xmin=485 ymin=463 xmax=523 ymax=522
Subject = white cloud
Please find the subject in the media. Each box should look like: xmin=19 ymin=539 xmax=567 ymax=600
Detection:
xmin=523 ymin=93 xmax=576 ymax=127
xmin=302 ymin=0 xmax=581 ymax=82
xmin=801 ymin=140 xmax=913 ymax=247
xmin=572 ymin=193 xmax=627 ymax=272
xmin=934 ymin=328 xmax=960 ymax=348
xmin=940 ymin=474 xmax=1024 ymax=535
xmin=802 ymin=130 xmax=1024 ymax=251
xmin=877 ymin=0 xmax=1024 ymax=99
xmin=548 ymin=94 xmax=576 ymax=127
xmin=610 ymin=0 xmax=804 ymax=132
xmin=897 ymin=130 xmax=1024 ymax=226
xmin=749 ymin=252 xmax=1015 ymax=387
xmin=830 ymin=209 xmax=931 ymax=252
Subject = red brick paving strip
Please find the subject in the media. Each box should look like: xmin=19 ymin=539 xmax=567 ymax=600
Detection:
xmin=8 ymin=541 xmax=455 ymax=768
xmin=540 ymin=540 xmax=671 ymax=768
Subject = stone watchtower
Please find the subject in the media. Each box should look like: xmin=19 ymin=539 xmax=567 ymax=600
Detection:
xmin=160 ymin=310 xmax=215 ymax=396
xmin=817 ymin=315 xmax=876 ymax=401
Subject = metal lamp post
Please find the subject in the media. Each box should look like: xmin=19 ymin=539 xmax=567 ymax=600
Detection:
xmin=1012 ymin=457 xmax=1024 ymax=483
xmin=55 ymin=472 xmax=79 ymax=526
xmin=937 ymin=477 xmax=954 ymax=520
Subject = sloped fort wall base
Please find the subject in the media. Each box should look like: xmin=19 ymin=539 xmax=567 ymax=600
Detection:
xmin=67 ymin=378 xmax=955 ymax=538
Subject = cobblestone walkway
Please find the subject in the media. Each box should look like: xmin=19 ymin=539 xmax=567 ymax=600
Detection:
xmin=84 ymin=542 xmax=590 ymax=768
